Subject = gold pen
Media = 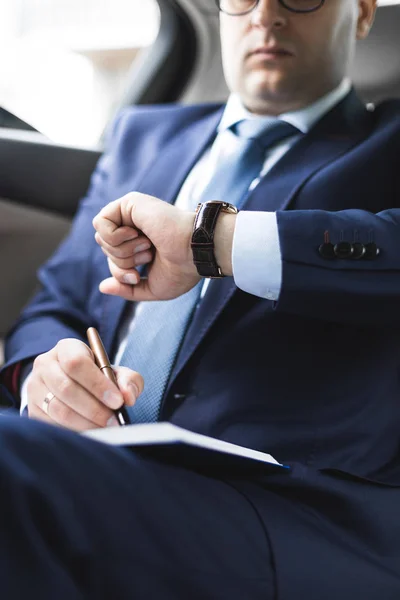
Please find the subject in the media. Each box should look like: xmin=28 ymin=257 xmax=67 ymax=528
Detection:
xmin=87 ymin=327 xmax=130 ymax=426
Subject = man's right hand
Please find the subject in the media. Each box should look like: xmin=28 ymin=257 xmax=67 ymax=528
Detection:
xmin=27 ymin=339 xmax=143 ymax=432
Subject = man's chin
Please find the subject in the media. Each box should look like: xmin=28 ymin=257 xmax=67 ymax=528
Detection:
xmin=241 ymin=77 xmax=297 ymax=114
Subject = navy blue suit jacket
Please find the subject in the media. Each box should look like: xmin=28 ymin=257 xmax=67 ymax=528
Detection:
xmin=3 ymin=89 xmax=400 ymax=486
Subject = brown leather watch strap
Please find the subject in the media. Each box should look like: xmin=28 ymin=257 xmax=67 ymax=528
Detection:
xmin=191 ymin=201 xmax=238 ymax=278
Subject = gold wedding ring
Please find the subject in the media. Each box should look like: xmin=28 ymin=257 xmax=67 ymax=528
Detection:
xmin=43 ymin=392 xmax=56 ymax=415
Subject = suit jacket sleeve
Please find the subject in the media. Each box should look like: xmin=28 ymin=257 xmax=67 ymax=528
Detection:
xmin=1 ymin=111 xmax=127 ymax=380
xmin=275 ymin=206 xmax=400 ymax=325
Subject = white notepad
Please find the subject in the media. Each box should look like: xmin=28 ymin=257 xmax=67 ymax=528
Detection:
xmin=85 ymin=422 xmax=289 ymax=474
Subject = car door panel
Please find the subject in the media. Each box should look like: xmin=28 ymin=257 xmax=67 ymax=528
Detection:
xmin=0 ymin=130 xmax=101 ymax=217
xmin=0 ymin=197 xmax=71 ymax=339
xmin=0 ymin=130 xmax=102 ymax=354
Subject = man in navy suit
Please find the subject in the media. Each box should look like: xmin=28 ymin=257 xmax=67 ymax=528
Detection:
xmin=1 ymin=0 xmax=400 ymax=597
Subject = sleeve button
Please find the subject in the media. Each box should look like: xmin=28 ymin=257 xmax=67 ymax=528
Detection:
xmin=350 ymin=242 xmax=366 ymax=260
xmin=334 ymin=241 xmax=354 ymax=259
xmin=363 ymin=243 xmax=380 ymax=260
xmin=318 ymin=243 xmax=336 ymax=259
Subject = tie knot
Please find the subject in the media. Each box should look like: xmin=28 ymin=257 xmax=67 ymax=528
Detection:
xmin=231 ymin=119 xmax=300 ymax=149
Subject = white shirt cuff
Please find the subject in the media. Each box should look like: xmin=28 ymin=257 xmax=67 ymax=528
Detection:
xmin=232 ymin=211 xmax=282 ymax=300
xmin=20 ymin=365 xmax=34 ymax=416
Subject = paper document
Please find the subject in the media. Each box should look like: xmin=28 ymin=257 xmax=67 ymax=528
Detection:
xmin=85 ymin=422 xmax=289 ymax=474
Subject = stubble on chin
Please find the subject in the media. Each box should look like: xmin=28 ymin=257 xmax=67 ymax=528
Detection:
xmin=239 ymin=69 xmax=295 ymax=114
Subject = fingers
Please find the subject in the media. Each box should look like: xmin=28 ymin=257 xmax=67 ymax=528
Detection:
xmin=114 ymin=366 xmax=144 ymax=408
xmin=95 ymin=232 xmax=154 ymax=269
xmin=27 ymin=339 xmax=124 ymax=431
xmin=94 ymin=192 xmax=200 ymax=303
xmin=28 ymin=377 xmax=107 ymax=432
xmin=99 ymin=276 xmax=151 ymax=302
xmin=93 ymin=192 xmax=171 ymax=253
xmin=92 ymin=197 xmax=136 ymax=242
xmin=101 ymin=246 xmax=153 ymax=272
xmin=93 ymin=196 xmax=144 ymax=248
xmin=27 ymin=339 xmax=145 ymax=432
xmin=108 ymin=256 xmax=153 ymax=286
xmin=93 ymin=193 xmax=156 ymax=239
xmin=95 ymin=232 xmax=143 ymax=259
xmin=92 ymin=198 xmax=127 ymax=235
xmin=26 ymin=385 xmax=54 ymax=425
xmin=40 ymin=359 xmax=115 ymax=428
xmin=54 ymin=340 xmax=125 ymax=410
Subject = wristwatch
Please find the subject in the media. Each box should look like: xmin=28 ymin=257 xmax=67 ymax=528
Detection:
xmin=191 ymin=200 xmax=238 ymax=278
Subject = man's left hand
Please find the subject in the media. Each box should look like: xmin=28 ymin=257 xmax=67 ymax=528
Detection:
xmin=93 ymin=192 xmax=201 ymax=302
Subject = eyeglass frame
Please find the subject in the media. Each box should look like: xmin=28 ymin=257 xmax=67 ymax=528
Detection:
xmin=215 ymin=0 xmax=326 ymax=16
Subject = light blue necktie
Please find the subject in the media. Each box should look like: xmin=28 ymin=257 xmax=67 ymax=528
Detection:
xmin=119 ymin=120 xmax=299 ymax=423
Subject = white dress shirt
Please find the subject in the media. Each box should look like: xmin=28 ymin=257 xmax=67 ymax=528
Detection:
xmin=21 ymin=79 xmax=351 ymax=412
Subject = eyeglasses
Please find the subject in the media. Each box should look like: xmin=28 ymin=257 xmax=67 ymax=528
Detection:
xmin=216 ymin=0 xmax=325 ymax=16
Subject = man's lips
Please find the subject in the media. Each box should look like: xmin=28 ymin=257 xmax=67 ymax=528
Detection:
xmin=248 ymin=46 xmax=294 ymax=58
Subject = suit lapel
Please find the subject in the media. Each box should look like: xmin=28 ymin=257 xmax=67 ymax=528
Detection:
xmin=134 ymin=107 xmax=224 ymax=205
xmin=243 ymin=89 xmax=370 ymax=214
xmin=103 ymin=106 xmax=224 ymax=356
xmin=167 ymin=90 xmax=371 ymax=386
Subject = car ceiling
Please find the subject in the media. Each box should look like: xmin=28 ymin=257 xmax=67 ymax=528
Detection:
xmin=176 ymin=0 xmax=400 ymax=105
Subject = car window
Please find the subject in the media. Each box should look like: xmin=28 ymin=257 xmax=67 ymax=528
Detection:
xmin=0 ymin=0 xmax=160 ymax=148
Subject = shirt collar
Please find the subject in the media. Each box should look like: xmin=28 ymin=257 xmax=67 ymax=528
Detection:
xmin=218 ymin=78 xmax=352 ymax=135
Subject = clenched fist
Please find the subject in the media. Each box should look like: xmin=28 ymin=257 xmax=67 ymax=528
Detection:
xmin=93 ymin=192 xmax=201 ymax=302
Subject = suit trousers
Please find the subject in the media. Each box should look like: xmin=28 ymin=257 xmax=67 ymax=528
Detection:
xmin=0 ymin=416 xmax=274 ymax=600
xmin=0 ymin=415 xmax=400 ymax=599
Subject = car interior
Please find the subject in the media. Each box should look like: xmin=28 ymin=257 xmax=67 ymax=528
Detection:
xmin=0 ymin=0 xmax=399 ymax=378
